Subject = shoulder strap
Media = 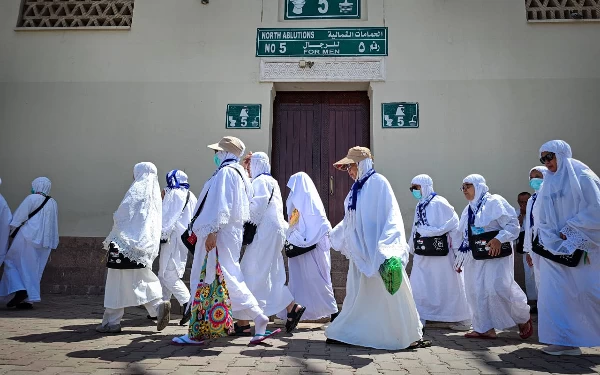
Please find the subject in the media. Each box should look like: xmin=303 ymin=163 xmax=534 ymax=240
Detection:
xmin=29 ymin=196 xmax=51 ymax=220
xmin=189 ymin=190 xmax=208 ymax=227
xmin=10 ymin=195 xmax=51 ymax=239
xmin=267 ymin=187 xmax=275 ymax=205
xmin=181 ymin=191 xmax=191 ymax=213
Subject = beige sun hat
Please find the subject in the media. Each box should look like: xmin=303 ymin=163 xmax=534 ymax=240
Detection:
xmin=207 ymin=136 xmax=245 ymax=156
xmin=333 ymin=146 xmax=373 ymax=170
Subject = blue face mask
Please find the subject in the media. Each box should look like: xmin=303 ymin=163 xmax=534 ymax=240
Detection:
xmin=31 ymin=188 xmax=35 ymax=194
xmin=412 ymin=190 xmax=422 ymax=200
xmin=529 ymin=178 xmax=543 ymax=191
xmin=213 ymin=154 xmax=221 ymax=167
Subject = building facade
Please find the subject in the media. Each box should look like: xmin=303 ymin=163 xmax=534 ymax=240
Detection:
xmin=1 ymin=0 xmax=599 ymax=298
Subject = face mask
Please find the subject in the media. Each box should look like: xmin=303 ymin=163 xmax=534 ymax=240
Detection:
xmin=31 ymin=188 xmax=35 ymax=194
xmin=412 ymin=190 xmax=422 ymax=200
xmin=529 ymin=178 xmax=543 ymax=191
xmin=213 ymin=154 xmax=221 ymax=167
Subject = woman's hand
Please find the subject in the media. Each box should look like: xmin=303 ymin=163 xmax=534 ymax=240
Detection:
xmin=526 ymin=253 xmax=533 ymax=267
xmin=205 ymin=232 xmax=217 ymax=252
xmin=486 ymin=238 xmax=502 ymax=257
xmin=560 ymin=232 xmax=567 ymax=240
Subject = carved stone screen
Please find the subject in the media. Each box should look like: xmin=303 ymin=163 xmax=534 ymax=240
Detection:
xmin=17 ymin=0 xmax=135 ymax=29
xmin=526 ymin=0 xmax=600 ymax=22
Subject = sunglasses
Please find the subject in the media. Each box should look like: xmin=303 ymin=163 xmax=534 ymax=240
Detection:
xmin=337 ymin=164 xmax=356 ymax=171
xmin=539 ymin=152 xmax=555 ymax=164
xmin=460 ymin=183 xmax=474 ymax=192
xmin=409 ymin=186 xmax=420 ymax=192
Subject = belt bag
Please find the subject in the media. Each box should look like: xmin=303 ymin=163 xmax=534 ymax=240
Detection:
xmin=284 ymin=240 xmax=317 ymax=258
xmin=531 ymin=236 xmax=583 ymax=267
xmin=413 ymin=232 xmax=449 ymax=256
xmin=469 ymin=229 xmax=512 ymax=260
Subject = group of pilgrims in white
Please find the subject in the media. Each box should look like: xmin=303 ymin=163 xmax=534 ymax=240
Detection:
xmin=0 ymin=137 xmax=598 ymax=355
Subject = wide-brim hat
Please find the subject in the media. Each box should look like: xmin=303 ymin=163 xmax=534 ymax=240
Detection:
xmin=333 ymin=146 xmax=372 ymax=170
xmin=207 ymin=136 xmax=244 ymax=156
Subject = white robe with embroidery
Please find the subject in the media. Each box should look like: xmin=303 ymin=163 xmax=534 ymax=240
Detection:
xmin=326 ymin=172 xmax=422 ymax=350
xmin=409 ymin=195 xmax=471 ymax=323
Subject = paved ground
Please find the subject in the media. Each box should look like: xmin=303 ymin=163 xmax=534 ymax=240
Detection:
xmin=0 ymin=296 xmax=598 ymax=375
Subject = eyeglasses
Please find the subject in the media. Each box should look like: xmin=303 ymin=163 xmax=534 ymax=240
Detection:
xmin=409 ymin=186 xmax=420 ymax=192
xmin=337 ymin=164 xmax=356 ymax=171
xmin=540 ymin=152 xmax=555 ymax=164
xmin=460 ymin=183 xmax=474 ymax=192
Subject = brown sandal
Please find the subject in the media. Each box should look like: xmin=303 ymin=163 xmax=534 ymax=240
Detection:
xmin=519 ymin=318 xmax=533 ymax=339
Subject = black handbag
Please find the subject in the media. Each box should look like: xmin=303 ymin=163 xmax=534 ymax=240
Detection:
xmin=531 ymin=236 xmax=583 ymax=267
xmin=468 ymin=228 xmax=512 ymax=260
xmin=284 ymin=240 xmax=317 ymax=258
xmin=413 ymin=232 xmax=449 ymax=256
xmin=181 ymin=190 xmax=209 ymax=255
xmin=242 ymin=187 xmax=275 ymax=246
xmin=106 ymin=242 xmax=145 ymax=269
xmin=10 ymin=196 xmax=51 ymax=239
xmin=515 ymin=231 xmax=526 ymax=254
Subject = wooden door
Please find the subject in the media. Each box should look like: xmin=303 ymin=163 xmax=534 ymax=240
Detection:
xmin=272 ymin=91 xmax=370 ymax=227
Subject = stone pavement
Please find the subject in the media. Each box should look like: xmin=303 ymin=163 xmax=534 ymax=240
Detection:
xmin=0 ymin=296 xmax=599 ymax=375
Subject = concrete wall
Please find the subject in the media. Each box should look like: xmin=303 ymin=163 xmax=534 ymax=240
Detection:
xmin=1 ymin=0 xmax=599 ymax=295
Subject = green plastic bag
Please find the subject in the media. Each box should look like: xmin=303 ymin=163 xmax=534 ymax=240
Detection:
xmin=379 ymin=256 xmax=403 ymax=295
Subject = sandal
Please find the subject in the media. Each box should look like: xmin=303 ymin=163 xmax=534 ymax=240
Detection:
xmin=325 ymin=338 xmax=351 ymax=346
xmin=6 ymin=290 xmax=28 ymax=308
xmin=285 ymin=304 xmax=306 ymax=333
xmin=232 ymin=322 xmax=252 ymax=337
xmin=171 ymin=335 xmax=205 ymax=346
xmin=249 ymin=328 xmax=281 ymax=345
xmin=464 ymin=331 xmax=496 ymax=339
xmin=519 ymin=318 xmax=533 ymax=340
xmin=407 ymin=339 xmax=432 ymax=349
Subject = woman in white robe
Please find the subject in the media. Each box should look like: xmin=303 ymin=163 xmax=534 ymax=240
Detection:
xmin=159 ymin=170 xmax=197 ymax=326
xmin=408 ymin=174 xmax=471 ymax=329
xmin=326 ymin=147 xmax=426 ymax=350
xmin=522 ymin=166 xmax=548 ymax=296
xmin=238 ymin=152 xmax=302 ymax=334
xmin=535 ymin=140 xmax=600 ymax=356
xmin=0 ymin=177 xmax=58 ymax=309
xmin=455 ymin=174 xmax=532 ymax=340
xmin=277 ymin=172 xmax=338 ymax=324
xmin=174 ymin=136 xmax=280 ymax=345
xmin=0 ymin=178 xmax=12 ymax=267
xmin=98 ymin=162 xmax=170 ymax=333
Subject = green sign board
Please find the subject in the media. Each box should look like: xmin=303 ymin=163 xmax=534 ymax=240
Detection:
xmin=284 ymin=0 xmax=360 ymax=20
xmin=256 ymin=27 xmax=387 ymax=57
xmin=226 ymin=104 xmax=261 ymax=129
xmin=381 ymin=103 xmax=419 ymax=128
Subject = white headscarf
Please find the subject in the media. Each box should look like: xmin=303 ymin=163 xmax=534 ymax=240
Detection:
xmin=0 ymin=178 xmax=12 ymax=264
xmin=161 ymin=170 xmax=191 ymax=240
xmin=286 ymin=172 xmax=331 ymax=247
xmin=250 ymin=152 xmax=271 ymax=179
xmin=523 ymin=165 xmax=549 ymax=252
xmin=214 ymin=147 xmax=252 ymax=200
xmin=411 ymin=174 xmax=434 ymax=202
xmin=103 ymin=162 xmax=162 ymax=268
xmin=537 ymin=140 xmax=600 ymax=255
xmin=10 ymin=177 xmax=59 ymax=249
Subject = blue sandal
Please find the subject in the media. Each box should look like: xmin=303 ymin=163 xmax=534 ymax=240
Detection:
xmin=249 ymin=328 xmax=281 ymax=345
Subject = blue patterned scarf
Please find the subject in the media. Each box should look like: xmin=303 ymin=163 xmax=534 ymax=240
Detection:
xmin=348 ymin=169 xmax=376 ymax=211
xmin=415 ymin=193 xmax=437 ymax=226
xmin=458 ymin=193 xmax=489 ymax=253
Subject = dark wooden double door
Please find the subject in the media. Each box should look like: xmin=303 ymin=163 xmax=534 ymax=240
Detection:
xmin=272 ymin=91 xmax=370 ymax=227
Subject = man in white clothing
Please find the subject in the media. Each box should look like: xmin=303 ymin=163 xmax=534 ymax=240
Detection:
xmin=0 ymin=178 xmax=12 ymax=267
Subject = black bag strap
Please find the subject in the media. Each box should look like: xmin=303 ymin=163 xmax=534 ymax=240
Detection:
xmin=181 ymin=191 xmax=191 ymax=213
xmin=189 ymin=190 xmax=209 ymax=228
xmin=229 ymin=166 xmax=275 ymax=207
xmin=10 ymin=195 xmax=51 ymax=239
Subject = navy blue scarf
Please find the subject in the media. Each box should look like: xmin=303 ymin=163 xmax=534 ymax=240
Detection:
xmin=166 ymin=170 xmax=190 ymax=190
xmin=458 ymin=193 xmax=488 ymax=253
xmin=529 ymin=193 xmax=538 ymax=228
xmin=415 ymin=193 xmax=437 ymax=226
xmin=348 ymin=169 xmax=376 ymax=211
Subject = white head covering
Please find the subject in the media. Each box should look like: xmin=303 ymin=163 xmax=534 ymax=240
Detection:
xmin=161 ymin=169 xmax=191 ymax=240
xmin=463 ymin=174 xmax=489 ymax=209
xmin=103 ymin=162 xmax=162 ymax=268
xmin=250 ymin=152 xmax=271 ymax=179
xmin=214 ymin=144 xmax=252 ymax=200
xmin=537 ymin=140 xmax=600 ymax=254
xmin=411 ymin=174 xmax=434 ymax=202
xmin=530 ymin=165 xmax=549 ymax=179
xmin=357 ymin=158 xmax=374 ymax=180
xmin=286 ymin=172 xmax=331 ymax=247
xmin=10 ymin=176 xmax=59 ymax=249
